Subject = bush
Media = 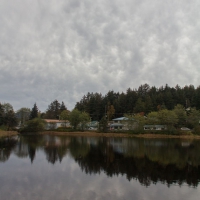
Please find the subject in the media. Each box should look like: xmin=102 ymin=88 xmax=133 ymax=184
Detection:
xmin=192 ymin=126 xmax=200 ymax=135
xmin=19 ymin=118 xmax=46 ymax=133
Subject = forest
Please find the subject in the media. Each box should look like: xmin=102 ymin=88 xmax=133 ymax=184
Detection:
xmin=75 ymin=84 xmax=200 ymax=121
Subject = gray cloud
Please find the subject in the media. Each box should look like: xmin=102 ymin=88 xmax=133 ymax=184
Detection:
xmin=0 ymin=0 xmax=200 ymax=111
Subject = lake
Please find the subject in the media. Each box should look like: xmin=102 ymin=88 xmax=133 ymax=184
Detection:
xmin=0 ymin=134 xmax=200 ymax=200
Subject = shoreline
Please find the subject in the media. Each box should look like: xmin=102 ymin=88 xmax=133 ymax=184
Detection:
xmin=41 ymin=131 xmax=200 ymax=139
xmin=0 ymin=131 xmax=18 ymax=138
xmin=1 ymin=130 xmax=200 ymax=139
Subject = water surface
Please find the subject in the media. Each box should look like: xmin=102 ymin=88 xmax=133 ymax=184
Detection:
xmin=0 ymin=135 xmax=200 ymax=200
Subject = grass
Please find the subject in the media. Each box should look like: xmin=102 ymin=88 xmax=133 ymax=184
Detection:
xmin=0 ymin=130 xmax=18 ymax=138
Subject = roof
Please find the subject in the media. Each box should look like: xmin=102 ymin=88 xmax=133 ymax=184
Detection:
xmin=112 ymin=117 xmax=129 ymax=121
xmin=44 ymin=119 xmax=69 ymax=123
xmin=110 ymin=123 xmax=124 ymax=127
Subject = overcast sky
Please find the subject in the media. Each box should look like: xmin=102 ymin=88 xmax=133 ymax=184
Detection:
xmin=0 ymin=0 xmax=200 ymax=112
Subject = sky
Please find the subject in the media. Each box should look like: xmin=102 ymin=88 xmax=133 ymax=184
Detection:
xmin=0 ymin=0 xmax=200 ymax=112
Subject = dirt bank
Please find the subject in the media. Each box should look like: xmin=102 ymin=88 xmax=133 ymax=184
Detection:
xmin=0 ymin=131 xmax=18 ymax=138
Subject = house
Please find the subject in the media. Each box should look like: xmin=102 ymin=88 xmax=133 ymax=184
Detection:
xmin=87 ymin=121 xmax=99 ymax=130
xmin=144 ymin=125 xmax=167 ymax=131
xmin=110 ymin=117 xmax=130 ymax=130
xmin=44 ymin=119 xmax=70 ymax=130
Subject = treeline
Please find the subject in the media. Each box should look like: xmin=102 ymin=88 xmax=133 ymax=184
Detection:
xmin=75 ymin=84 xmax=200 ymax=121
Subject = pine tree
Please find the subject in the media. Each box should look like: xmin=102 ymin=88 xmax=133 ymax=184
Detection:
xmin=45 ymin=100 xmax=61 ymax=119
xmin=30 ymin=103 xmax=38 ymax=120
xmin=60 ymin=101 xmax=67 ymax=112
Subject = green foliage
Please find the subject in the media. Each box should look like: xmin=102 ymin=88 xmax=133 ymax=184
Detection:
xmin=16 ymin=107 xmax=31 ymax=126
xmin=193 ymin=125 xmax=200 ymax=135
xmin=98 ymin=116 xmax=108 ymax=133
xmin=45 ymin=100 xmax=67 ymax=119
xmin=79 ymin=112 xmax=90 ymax=131
xmin=1 ymin=103 xmax=18 ymax=130
xmin=68 ymin=109 xmax=81 ymax=130
xmin=75 ymin=84 xmax=200 ymax=120
xmin=186 ymin=108 xmax=200 ymax=129
xmin=107 ymin=103 xmax=115 ymax=121
xmin=146 ymin=112 xmax=159 ymax=125
xmin=60 ymin=110 xmax=70 ymax=127
xmin=123 ymin=114 xmax=136 ymax=130
xmin=0 ymin=103 xmax=4 ymax=126
xmin=20 ymin=118 xmax=46 ymax=133
xmin=29 ymin=103 xmax=38 ymax=120
xmin=173 ymin=104 xmax=187 ymax=127
xmin=133 ymin=113 xmax=146 ymax=131
xmin=134 ymin=98 xmax=145 ymax=113
xmin=68 ymin=109 xmax=90 ymax=131
xmin=158 ymin=109 xmax=178 ymax=132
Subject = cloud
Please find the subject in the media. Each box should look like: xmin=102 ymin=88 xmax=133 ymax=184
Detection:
xmin=0 ymin=0 xmax=200 ymax=111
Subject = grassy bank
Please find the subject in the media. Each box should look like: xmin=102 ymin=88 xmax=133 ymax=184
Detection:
xmin=41 ymin=131 xmax=200 ymax=139
xmin=0 ymin=130 xmax=18 ymax=138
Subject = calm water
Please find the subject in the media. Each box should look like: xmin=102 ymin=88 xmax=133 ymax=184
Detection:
xmin=1 ymin=135 xmax=200 ymax=200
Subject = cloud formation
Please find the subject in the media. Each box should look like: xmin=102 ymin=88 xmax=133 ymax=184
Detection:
xmin=0 ymin=0 xmax=200 ymax=111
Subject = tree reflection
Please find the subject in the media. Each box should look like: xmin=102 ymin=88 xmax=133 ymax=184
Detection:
xmin=44 ymin=136 xmax=69 ymax=164
xmin=0 ymin=137 xmax=17 ymax=162
xmin=3 ymin=135 xmax=200 ymax=187
xmin=70 ymin=137 xmax=200 ymax=187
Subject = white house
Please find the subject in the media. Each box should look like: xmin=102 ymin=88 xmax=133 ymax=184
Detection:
xmin=44 ymin=119 xmax=70 ymax=130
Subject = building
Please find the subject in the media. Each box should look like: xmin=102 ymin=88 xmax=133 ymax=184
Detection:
xmin=44 ymin=119 xmax=70 ymax=130
xmin=144 ymin=125 xmax=167 ymax=131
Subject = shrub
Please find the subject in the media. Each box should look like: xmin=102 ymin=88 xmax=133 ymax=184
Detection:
xmin=19 ymin=118 xmax=46 ymax=133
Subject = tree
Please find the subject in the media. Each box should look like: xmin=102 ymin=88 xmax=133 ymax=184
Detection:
xmin=60 ymin=101 xmax=67 ymax=112
xmin=133 ymin=113 xmax=146 ymax=131
xmin=146 ymin=112 xmax=159 ymax=125
xmin=0 ymin=103 xmax=4 ymax=126
xmin=158 ymin=109 xmax=178 ymax=132
xmin=134 ymin=98 xmax=145 ymax=113
xmin=99 ymin=116 xmax=108 ymax=132
xmin=4 ymin=110 xmax=18 ymax=131
xmin=20 ymin=118 xmax=46 ymax=133
xmin=123 ymin=114 xmax=136 ymax=130
xmin=1 ymin=103 xmax=18 ymax=130
xmin=173 ymin=104 xmax=186 ymax=127
xmin=60 ymin=110 xmax=70 ymax=127
xmin=79 ymin=112 xmax=90 ymax=131
xmin=186 ymin=108 xmax=200 ymax=129
xmin=16 ymin=107 xmax=31 ymax=127
xmin=44 ymin=100 xmax=67 ymax=119
xmin=30 ymin=103 xmax=38 ymax=120
xmin=107 ymin=103 xmax=115 ymax=121
xmin=68 ymin=109 xmax=81 ymax=130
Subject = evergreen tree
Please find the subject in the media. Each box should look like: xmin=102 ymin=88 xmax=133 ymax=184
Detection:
xmin=30 ymin=103 xmax=38 ymax=120
xmin=45 ymin=100 xmax=61 ymax=119
xmin=134 ymin=98 xmax=145 ymax=113
xmin=107 ymin=103 xmax=115 ymax=121
xmin=60 ymin=101 xmax=67 ymax=112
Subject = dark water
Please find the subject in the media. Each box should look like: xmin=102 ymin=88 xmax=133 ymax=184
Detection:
xmin=0 ymin=135 xmax=200 ymax=200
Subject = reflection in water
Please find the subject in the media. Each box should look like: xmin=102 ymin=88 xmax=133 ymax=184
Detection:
xmin=2 ymin=135 xmax=200 ymax=187
xmin=0 ymin=137 xmax=18 ymax=162
xmin=0 ymin=135 xmax=200 ymax=200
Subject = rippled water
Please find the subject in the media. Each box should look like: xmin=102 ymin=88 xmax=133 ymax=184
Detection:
xmin=0 ymin=135 xmax=200 ymax=200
